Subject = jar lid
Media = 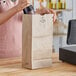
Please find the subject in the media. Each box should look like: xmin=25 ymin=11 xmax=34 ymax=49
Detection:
xmin=23 ymin=5 xmax=34 ymax=14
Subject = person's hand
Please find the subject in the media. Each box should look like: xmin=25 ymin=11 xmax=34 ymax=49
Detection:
xmin=49 ymin=9 xmax=57 ymax=23
xmin=36 ymin=8 xmax=50 ymax=15
xmin=15 ymin=0 xmax=30 ymax=12
xmin=35 ymin=8 xmax=57 ymax=22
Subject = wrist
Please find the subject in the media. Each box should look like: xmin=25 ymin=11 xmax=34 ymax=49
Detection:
xmin=15 ymin=4 xmax=31 ymax=12
xmin=15 ymin=5 xmax=21 ymax=12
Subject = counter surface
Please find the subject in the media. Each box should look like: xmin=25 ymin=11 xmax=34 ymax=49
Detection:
xmin=0 ymin=53 xmax=76 ymax=76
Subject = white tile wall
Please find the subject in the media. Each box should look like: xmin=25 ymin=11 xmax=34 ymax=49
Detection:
xmin=54 ymin=0 xmax=76 ymax=52
xmin=72 ymin=0 xmax=76 ymax=19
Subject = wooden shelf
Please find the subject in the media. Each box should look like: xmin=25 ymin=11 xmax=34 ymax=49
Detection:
xmin=53 ymin=9 xmax=72 ymax=14
xmin=53 ymin=33 xmax=67 ymax=36
xmin=54 ymin=9 xmax=72 ymax=12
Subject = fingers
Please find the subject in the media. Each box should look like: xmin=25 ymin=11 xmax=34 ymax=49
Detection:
xmin=49 ymin=9 xmax=55 ymax=14
xmin=19 ymin=0 xmax=30 ymax=5
xmin=49 ymin=9 xmax=57 ymax=22
xmin=36 ymin=8 xmax=50 ymax=15
xmin=16 ymin=0 xmax=30 ymax=12
xmin=36 ymin=8 xmax=57 ymax=22
xmin=43 ymin=9 xmax=57 ymax=22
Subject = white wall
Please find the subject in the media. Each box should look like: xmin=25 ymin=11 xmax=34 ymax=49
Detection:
xmin=61 ymin=0 xmax=76 ymax=47
xmin=63 ymin=0 xmax=76 ymax=23
xmin=61 ymin=0 xmax=73 ymax=47
xmin=54 ymin=0 xmax=76 ymax=52
xmin=72 ymin=0 xmax=76 ymax=19
xmin=62 ymin=0 xmax=73 ymax=25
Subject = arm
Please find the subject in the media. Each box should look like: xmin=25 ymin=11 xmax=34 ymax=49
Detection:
xmin=0 ymin=6 xmax=18 ymax=25
xmin=0 ymin=0 xmax=29 ymax=25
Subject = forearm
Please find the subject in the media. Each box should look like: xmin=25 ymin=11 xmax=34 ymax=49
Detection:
xmin=0 ymin=6 xmax=18 ymax=25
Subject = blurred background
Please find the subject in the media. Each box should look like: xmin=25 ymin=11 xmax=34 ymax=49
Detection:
xmin=31 ymin=0 xmax=76 ymax=52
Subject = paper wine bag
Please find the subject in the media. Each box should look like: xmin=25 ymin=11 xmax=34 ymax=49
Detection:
xmin=22 ymin=14 xmax=53 ymax=69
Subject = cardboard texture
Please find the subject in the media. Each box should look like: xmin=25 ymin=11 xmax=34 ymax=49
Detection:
xmin=22 ymin=14 xmax=53 ymax=69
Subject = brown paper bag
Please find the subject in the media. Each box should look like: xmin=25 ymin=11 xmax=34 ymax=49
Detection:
xmin=22 ymin=14 xmax=53 ymax=69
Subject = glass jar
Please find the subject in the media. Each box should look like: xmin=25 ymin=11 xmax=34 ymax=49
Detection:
xmin=23 ymin=5 xmax=35 ymax=14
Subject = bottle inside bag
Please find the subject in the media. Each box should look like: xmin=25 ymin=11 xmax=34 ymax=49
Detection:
xmin=23 ymin=5 xmax=35 ymax=14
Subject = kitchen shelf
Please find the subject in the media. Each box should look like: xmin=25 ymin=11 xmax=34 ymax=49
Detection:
xmin=53 ymin=33 xmax=67 ymax=36
xmin=53 ymin=9 xmax=72 ymax=14
xmin=54 ymin=9 xmax=72 ymax=12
